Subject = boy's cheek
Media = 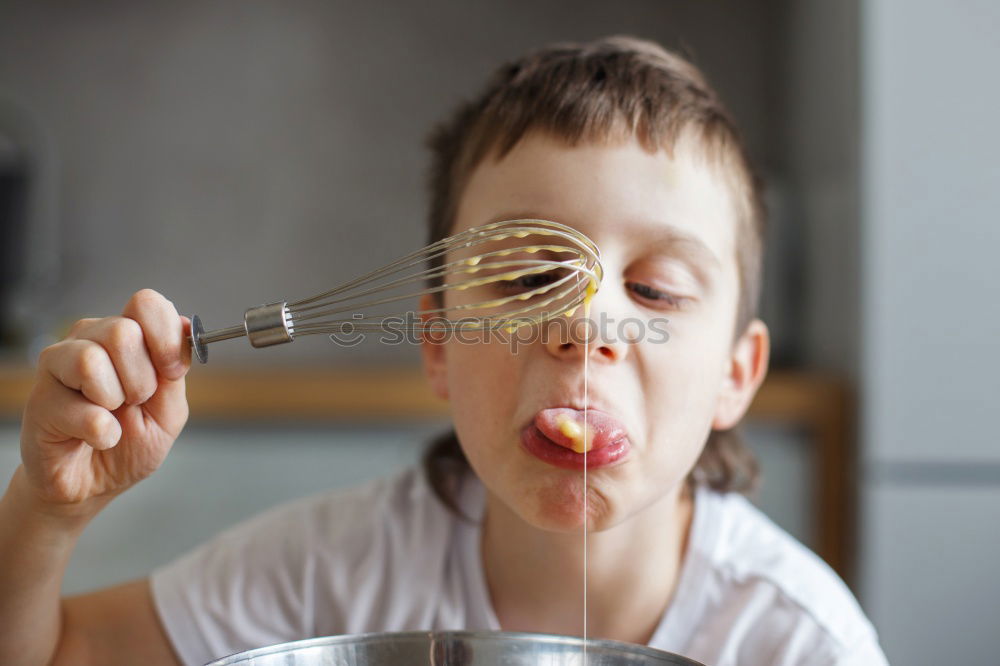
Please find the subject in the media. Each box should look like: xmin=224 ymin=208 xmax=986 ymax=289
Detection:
xmin=446 ymin=344 xmax=515 ymax=395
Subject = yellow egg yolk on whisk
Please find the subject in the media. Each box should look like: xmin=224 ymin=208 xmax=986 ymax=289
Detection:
xmin=556 ymin=414 xmax=594 ymax=453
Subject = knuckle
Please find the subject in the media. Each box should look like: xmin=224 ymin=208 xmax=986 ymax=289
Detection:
xmin=107 ymin=317 xmax=143 ymax=351
xmin=131 ymin=288 xmax=164 ymax=311
xmin=135 ymin=375 xmax=158 ymax=404
xmin=67 ymin=317 xmax=98 ymax=337
xmin=37 ymin=342 xmax=60 ymax=368
xmin=75 ymin=343 xmax=107 ymax=380
xmin=81 ymin=409 xmax=111 ymax=441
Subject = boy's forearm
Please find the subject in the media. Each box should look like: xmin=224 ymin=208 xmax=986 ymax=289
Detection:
xmin=0 ymin=466 xmax=103 ymax=665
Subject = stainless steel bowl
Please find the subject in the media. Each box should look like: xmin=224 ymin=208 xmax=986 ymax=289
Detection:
xmin=205 ymin=631 xmax=705 ymax=665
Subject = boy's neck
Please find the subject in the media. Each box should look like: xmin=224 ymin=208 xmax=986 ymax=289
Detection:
xmin=480 ymin=482 xmax=694 ymax=645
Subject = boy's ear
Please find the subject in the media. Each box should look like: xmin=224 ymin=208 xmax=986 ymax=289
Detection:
xmin=712 ymin=318 xmax=770 ymax=430
xmin=418 ymin=293 xmax=450 ymax=401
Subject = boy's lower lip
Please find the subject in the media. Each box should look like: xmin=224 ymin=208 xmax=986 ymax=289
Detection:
xmin=520 ymin=425 xmax=630 ymax=470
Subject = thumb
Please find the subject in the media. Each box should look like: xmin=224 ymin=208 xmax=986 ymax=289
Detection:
xmin=140 ymin=373 xmax=189 ymax=440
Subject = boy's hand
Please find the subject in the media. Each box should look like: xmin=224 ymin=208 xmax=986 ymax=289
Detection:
xmin=18 ymin=289 xmax=191 ymax=516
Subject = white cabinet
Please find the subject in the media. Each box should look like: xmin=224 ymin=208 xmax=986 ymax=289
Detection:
xmin=860 ymin=482 xmax=1000 ymax=664
xmin=862 ymin=0 xmax=1000 ymax=464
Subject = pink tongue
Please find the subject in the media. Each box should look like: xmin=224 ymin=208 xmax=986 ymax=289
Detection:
xmin=534 ymin=408 xmax=627 ymax=452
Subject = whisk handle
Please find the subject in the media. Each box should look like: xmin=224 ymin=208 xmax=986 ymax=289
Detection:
xmin=187 ymin=302 xmax=293 ymax=364
xmin=188 ymin=315 xmax=244 ymax=364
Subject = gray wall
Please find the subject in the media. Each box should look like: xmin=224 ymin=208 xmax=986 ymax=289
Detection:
xmin=859 ymin=0 xmax=1000 ymax=663
xmin=774 ymin=0 xmax=861 ymax=376
xmin=0 ymin=0 xmax=784 ymax=366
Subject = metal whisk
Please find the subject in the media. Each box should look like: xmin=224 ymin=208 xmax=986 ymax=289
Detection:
xmin=189 ymin=219 xmax=602 ymax=363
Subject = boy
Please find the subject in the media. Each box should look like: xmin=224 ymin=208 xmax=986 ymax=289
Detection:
xmin=0 ymin=36 xmax=887 ymax=665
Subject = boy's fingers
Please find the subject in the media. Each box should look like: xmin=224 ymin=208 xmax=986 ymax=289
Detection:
xmin=31 ymin=377 xmax=123 ymax=450
xmin=39 ymin=339 xmax=126 ymax=412
xmin=122 ymin=289 xmax=189 ymax=380
xmin=73 ymin=317 xmax=158 ymax=407
xmin=67 ymin=318 xmax=100 ymax=338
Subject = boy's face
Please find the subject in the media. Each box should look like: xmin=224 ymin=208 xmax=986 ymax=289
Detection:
xmin=421 ymin=132 xmax=768 ymax=532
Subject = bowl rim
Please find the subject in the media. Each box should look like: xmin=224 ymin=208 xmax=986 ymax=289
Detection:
xmin=206 ymin=629 xmax=705 ymax=665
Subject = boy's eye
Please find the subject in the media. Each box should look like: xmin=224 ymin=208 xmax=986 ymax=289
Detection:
xmin=627 ymin=281 xmax=689 ymax=308
xmin=497 ymin=269 xmax=564 ymax=292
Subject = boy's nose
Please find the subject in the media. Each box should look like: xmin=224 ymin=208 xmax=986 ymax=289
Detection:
xmin=542 ymin=303 xmax=629 ymax=364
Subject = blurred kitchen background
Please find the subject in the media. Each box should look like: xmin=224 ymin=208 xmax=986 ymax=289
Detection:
xmin=0 ymin=1 xmax=997 ymax=663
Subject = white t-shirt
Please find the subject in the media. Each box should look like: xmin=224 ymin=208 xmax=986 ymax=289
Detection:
xmin=151 ymin=466 xmax=888 ymax=665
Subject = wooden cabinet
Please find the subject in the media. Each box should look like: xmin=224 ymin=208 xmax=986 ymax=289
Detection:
xmin=0 ymin=365 xmax=854 ymax=582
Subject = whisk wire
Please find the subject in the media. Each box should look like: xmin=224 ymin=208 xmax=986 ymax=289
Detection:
xmin=290 ymin=270 xmax=586 ymax=332
xmin=288 ymin=256 xmax=585 ymax=321
xmin=189 ymin=219 xmax=602 ymax=363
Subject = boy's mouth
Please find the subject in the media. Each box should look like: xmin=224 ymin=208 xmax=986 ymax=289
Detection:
xmin=520 ymin=407 xmax=631 ymax=470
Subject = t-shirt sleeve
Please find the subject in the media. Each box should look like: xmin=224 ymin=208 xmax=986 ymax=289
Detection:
xmin=149 ymin=498 xmax=321 ymax=665
xmin=759 ymin=609 xmax=889 ymax=666
xmin=671 ymin=489 xmax=891 ymax=666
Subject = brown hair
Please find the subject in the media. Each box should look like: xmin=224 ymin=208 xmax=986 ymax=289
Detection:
xmin=422 ymin=36 xmax=764 ymax=513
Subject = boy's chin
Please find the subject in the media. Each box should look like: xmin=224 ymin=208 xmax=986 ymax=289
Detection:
xmin=514 ymin=482 xmax=618 ymax=533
